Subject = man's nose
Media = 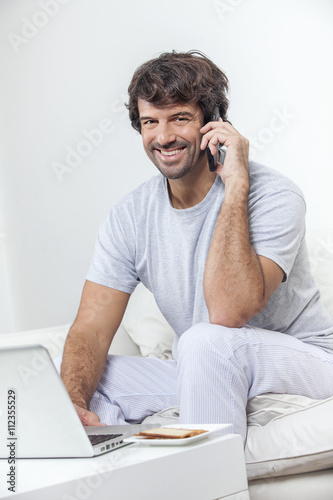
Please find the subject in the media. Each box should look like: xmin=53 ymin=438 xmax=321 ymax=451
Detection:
xmin=157 ymin=123 xmax=176 ymax=146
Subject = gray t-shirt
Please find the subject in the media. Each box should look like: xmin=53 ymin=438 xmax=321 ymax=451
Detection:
xmin=87 ymin=160 xmax=333 ymax=356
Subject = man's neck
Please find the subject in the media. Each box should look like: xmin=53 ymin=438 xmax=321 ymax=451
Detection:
xmin=167 ymin=169 xmax=217 ymax=209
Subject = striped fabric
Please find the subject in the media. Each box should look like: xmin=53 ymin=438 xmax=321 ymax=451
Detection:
xmin=89 ymin=355 xmax=177 ymax=425
xmin=176 ymin=323 xmax=333 ymax=440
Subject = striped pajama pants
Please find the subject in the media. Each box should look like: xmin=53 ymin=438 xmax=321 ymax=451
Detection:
xmin=55 ymin=322 xmax=333 ymax=441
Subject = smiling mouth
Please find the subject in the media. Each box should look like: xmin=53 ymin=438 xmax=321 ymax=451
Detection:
xmin=155 ymin=147 xmax=186 ymax=158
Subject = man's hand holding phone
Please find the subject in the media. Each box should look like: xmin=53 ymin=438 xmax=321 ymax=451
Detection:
xmin=201 ymin=116 xmax=250 ymax=193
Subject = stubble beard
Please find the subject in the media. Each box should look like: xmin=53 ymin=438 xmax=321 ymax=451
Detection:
xmin=147 ymin=144 xmax=206 ymax=180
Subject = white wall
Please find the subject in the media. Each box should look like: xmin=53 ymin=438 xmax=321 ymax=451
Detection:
xmin=0 ymin=0 xmax=332 ymax=333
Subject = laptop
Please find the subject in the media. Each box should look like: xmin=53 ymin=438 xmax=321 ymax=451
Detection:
xmin=0 ymin=345 xmax=155 ymax=458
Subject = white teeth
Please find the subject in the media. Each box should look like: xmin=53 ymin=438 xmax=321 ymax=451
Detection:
xmin=160 ymin=148 xmax=183 ymax=156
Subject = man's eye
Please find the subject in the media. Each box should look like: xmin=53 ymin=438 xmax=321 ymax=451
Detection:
xmin=175 ymin=117 xmax=189 ymax=123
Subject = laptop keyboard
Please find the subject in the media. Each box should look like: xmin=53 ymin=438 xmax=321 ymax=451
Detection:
xmin=88 ymin=434 xmax=123 ymax=446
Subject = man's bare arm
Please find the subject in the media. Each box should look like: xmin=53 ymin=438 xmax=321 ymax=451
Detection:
xmin=60 ymin=280 xmax=130 ymax=411
xmin=201 ymin=120 xmax=284 ymax=327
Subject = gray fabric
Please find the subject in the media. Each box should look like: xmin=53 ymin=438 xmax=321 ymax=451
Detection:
xmin=87 ymin=160 xmax=333 ymax=357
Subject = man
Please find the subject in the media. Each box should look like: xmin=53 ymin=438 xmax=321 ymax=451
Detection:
xmin=58 ymin=51 xmax=333 ymax=442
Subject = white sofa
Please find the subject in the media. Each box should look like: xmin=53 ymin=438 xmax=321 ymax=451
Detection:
xmin=1 ymin=229 xmax=333 ymax=498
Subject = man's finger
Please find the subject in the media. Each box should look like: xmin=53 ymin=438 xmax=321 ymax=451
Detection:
xmin=73 ymin=403 xmax=107 ymax=426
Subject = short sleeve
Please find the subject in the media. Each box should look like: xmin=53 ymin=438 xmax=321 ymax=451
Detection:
xmin=86 ymin=208 xmax=139 ymax=294
xmin=248 ymin=189 xmax=306 ymax=280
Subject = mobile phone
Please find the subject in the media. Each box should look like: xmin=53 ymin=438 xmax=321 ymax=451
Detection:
xmin=206 ymin=107 xmax=222 ymax=172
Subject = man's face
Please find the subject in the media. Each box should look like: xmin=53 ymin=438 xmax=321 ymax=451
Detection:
xmin=138 ymin=99 xmax=207 ymax=180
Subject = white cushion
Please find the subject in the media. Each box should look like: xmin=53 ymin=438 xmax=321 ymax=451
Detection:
xmin=121 ymin=283 xmax=174 ymax=359
xmin=109 ymin=324 xmax=141 ymax=356
xmin=245 ymin=394 xmax=333 ymax=479
xmin=0 ymin=324 xmax=70 ymax=359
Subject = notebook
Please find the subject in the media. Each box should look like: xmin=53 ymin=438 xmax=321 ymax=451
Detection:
xmin=0 ymin=344 xmax=154 ymax=458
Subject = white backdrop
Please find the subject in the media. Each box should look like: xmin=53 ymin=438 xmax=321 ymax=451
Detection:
xmin=0 ymin=0 xmax=332 ymax=333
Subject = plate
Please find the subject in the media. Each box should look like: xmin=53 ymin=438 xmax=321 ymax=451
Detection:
xmin=123 ymin=424 xmax=232 ymax=446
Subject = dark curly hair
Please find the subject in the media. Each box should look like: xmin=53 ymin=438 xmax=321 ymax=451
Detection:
xmin=126 ymin=50 xmax=229 ymax=133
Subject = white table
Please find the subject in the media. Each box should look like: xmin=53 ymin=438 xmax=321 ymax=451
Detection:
xmin=0 ymin=434 xmax=249 ymax=500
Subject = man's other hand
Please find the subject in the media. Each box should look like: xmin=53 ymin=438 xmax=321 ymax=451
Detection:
xmin=74 ymin=403 xmax=107 ymax=426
